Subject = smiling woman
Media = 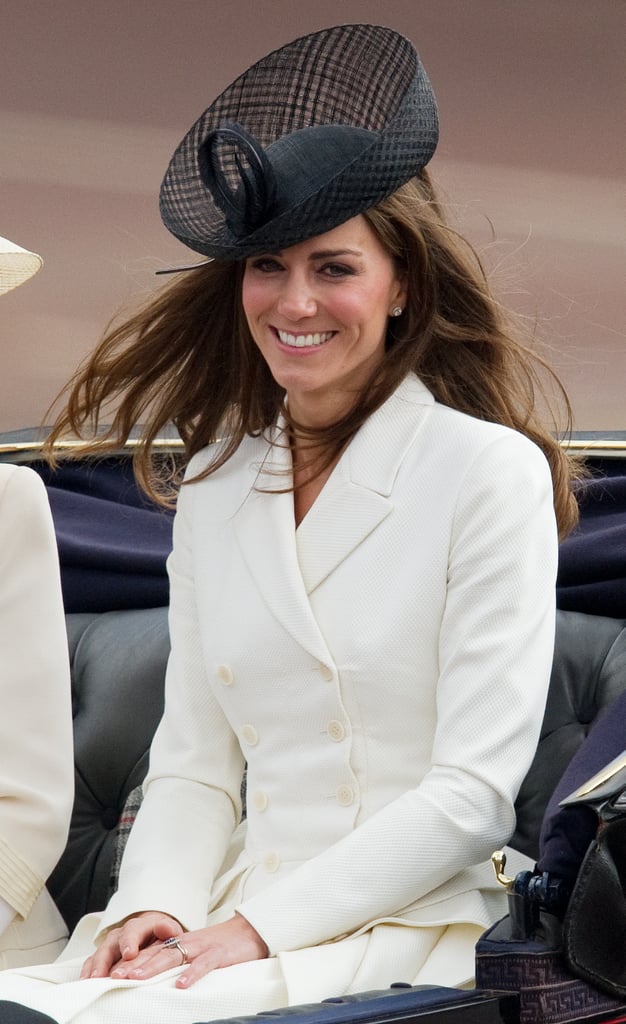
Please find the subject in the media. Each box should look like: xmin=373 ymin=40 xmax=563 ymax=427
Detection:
xmin=241 ymin=217 xmax=406 ymax=432
xmin=241 ymin=215 xmax=407 ymax=526
xmin=0 ymin=22 xmax=587 ymax=1024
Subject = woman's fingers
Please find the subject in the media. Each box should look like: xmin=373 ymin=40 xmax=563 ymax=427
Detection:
xmin=110 ymin=934 xmax=186 ymax=978
xmin=84 ymin=912 xmax=267 ymax=985
xmin=117 ymin=912 xmax=182 ymax=961
xmin=81 ymin=928 xmax=125 ymax=979
xmin=118 ymin=913 xmax=267 ymax=986
xmin=80 ymin=913 xmax=182 ymax=979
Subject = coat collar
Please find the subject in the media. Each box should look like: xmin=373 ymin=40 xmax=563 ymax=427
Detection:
xmin=232 ymin=375 xmax=433 ymax=661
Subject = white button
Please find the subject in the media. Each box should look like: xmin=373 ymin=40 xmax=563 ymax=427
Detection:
xmin=217 ymin=664 xmax=234 ymax=686
xmin=241 ymin=724 xmax=259 ymax=746
xmin=263 ymin=852 xmax=280 ymax=873
xmin=319 ymin=663 xmax=334 ymax=681
xmin=327 ymin=720 xmax=345 ymax=742
xmin=251 ymin=790 xmax=268 ymax=812
xmin=336 ymin=785 xmax=354 ymax=806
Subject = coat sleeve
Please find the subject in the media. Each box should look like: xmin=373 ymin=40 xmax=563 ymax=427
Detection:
xmin=237 ymin=432 xmax=559 ymax=952
xmin=0 ymin=465 xmax=73 ymax=921
xmin=99 ymin=467 xmax=245 ymax=935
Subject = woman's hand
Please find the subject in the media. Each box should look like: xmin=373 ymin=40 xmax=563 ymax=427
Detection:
xmin=80 ymin=911 xmax=183 ymax=979
xmin=83 ymin=911 xmax=269 ymax=988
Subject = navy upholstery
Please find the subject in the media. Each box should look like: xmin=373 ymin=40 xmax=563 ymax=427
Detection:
xmin=30 ymin=458 xmax=174 ymax=613
xmin=557 ymin=461 xmax=626 ymax=619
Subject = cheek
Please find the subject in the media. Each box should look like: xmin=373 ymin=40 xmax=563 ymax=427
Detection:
xmin=241 ymin=276 xmax=267 ymax=324
xmin=333 ymin=288 xmax=386 ymax=329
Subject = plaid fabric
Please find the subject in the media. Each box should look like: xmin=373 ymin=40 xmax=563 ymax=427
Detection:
xmin=108 ymin=785 xmax=144 ymax=899
xmin=160 ymin=24 xmax=438 ymax=259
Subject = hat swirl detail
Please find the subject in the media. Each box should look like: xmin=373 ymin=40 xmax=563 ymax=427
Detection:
xmin=198 ymin=122 xmax=278 ymax=238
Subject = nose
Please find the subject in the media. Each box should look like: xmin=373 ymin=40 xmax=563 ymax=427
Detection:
xmin=276 ymin=272 xmax=317 ymax=321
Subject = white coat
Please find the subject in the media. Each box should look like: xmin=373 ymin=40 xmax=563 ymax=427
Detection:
xmin=0 ymin=464 xmax=73 ymax=969
xmin=0 ymin=376 xmax=558 ymax=1021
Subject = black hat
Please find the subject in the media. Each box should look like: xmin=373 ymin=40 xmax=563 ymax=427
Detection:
xmin=159 ymin=24 xmax=438 ymax=261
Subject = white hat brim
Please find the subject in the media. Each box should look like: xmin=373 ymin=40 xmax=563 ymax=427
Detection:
xmin=0 ymin=235 xmax=43 ymax=295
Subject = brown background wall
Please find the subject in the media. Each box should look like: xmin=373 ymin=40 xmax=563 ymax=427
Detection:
xmin=1 ymin=0 xmax=623 ymax=433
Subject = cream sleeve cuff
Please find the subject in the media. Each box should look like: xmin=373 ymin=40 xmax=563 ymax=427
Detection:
xmin=0 ymin=895 xmax=16 ymax=936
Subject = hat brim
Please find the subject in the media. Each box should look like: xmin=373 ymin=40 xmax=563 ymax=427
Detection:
xmin=0 ymin=236 xmax=43 ymax=295
xmin=160 ymin=24 xmax=438 ymax=260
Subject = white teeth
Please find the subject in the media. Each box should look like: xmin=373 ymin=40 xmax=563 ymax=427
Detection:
xmin=277 ymin=330 xmax=334 ymax=348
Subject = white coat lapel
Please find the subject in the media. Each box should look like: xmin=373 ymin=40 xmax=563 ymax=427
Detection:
xmin=232 ymin=426 xmax=334 ymax=665
xmin=295 ymin=468 xmax=391 ymax=595
xmin=232 ymin=376 xmax=433 ymax=650
xmin=296 ymin=374 xmax=434 ymax=594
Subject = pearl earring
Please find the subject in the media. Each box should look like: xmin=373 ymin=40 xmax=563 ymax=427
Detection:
xmin=391 ymin=306 xmax=403 ymax=317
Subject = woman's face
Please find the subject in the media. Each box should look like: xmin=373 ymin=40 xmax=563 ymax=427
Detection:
xmin=242 ymin=215 xmax=406 ymax=426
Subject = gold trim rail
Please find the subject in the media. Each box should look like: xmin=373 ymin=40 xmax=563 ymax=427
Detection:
xmin=1 ymin=436 xmax=625 ymax=460
xmin=0 ymin=437 xmax=186 ymax=457
xmin=561 ymin=439 xmax=626 ymax=458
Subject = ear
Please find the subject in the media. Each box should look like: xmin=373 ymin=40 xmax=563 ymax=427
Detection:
xmin=391 ymin=278 xmax=411 ymax=313
xmin=392 ymin=272 xmax=408 ymax=313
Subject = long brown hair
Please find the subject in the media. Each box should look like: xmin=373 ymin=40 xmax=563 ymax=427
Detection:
xmin=44 ymin=171 xmax=582 ymax=536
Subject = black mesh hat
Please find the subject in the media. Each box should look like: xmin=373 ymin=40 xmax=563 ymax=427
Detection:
xmin=159 ymin=24 xmax=438 ymax=261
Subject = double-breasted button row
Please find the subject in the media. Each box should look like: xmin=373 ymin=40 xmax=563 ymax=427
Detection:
xmin=217 ymin=664 xmax=234 ymax=686
xmin=263 ymin=852 xmax=280 ymax=873
xmin=327 ymin=719 xmax=345 ymax=742
xmin=251 ymin=790 xmax=268 ymax=812
xmin=336 ymin=785 xmax=354 ymax=806
xmin=221 ymin=663 xmax=335 ymax=685
xmin=241 ymin=724 xmax=259 ymax=746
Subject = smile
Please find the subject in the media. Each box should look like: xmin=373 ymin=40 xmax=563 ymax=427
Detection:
xmin=276 ymin=329 xmax=335 ymax=348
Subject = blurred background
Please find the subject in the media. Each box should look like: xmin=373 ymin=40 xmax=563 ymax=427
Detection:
xmin=1 ymin=0 xmax=623 ymax=434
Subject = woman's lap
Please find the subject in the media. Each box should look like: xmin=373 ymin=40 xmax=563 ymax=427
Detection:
xmin=0 ymin=922 xmax=482 ymax=1024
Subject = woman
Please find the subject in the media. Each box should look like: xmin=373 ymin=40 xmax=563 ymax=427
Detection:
xmin=0 ymin=236 xmax=73 ymax=971
xmin=0 ymin=24 xmax=583 ymax=1024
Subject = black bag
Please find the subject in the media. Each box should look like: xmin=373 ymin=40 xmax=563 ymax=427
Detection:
xmin=562 ymin=785 xmax=626 ymax=997
xmin=476 ymin=753 xmax=626 ymax=1024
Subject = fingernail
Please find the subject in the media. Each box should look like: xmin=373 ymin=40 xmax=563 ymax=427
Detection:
xmin=177 ymin=975 xmax=189 ymax=988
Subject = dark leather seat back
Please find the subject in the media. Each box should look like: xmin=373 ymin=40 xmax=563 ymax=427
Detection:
xmin=512 ymin=610 xmax=626 ymax=858
xmin=47 ymin=607 xmax=169 ymax=931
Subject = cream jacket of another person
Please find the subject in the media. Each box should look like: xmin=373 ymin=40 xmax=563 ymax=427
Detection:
xmin=98 ymin=373 xmax=558 ymax=956
xmin=0 ymin=463 xmax=74 ymax=968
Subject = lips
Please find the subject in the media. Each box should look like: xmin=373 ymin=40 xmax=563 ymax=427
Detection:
xmin=276 ymin=329 xmax=335 ymax=348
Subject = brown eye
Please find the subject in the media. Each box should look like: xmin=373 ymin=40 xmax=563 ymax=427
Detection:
xmin=321 ymin=263 xmax=354 ymax=278
xmin=250 ymin=257 xmax=283 ymax=273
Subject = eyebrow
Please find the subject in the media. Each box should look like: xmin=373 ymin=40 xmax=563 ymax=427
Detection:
xmin=267 ymin=247 xmax=363 ymax=260
xmin=307 ymin=248 xmax=362 ymax=260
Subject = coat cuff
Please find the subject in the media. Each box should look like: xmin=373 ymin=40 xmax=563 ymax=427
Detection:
xmin=0 ymin=836 xmax=44 ymax=920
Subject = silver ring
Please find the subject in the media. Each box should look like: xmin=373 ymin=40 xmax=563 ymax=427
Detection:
xmin=163 ymin=936 xmax=189 ymax=966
